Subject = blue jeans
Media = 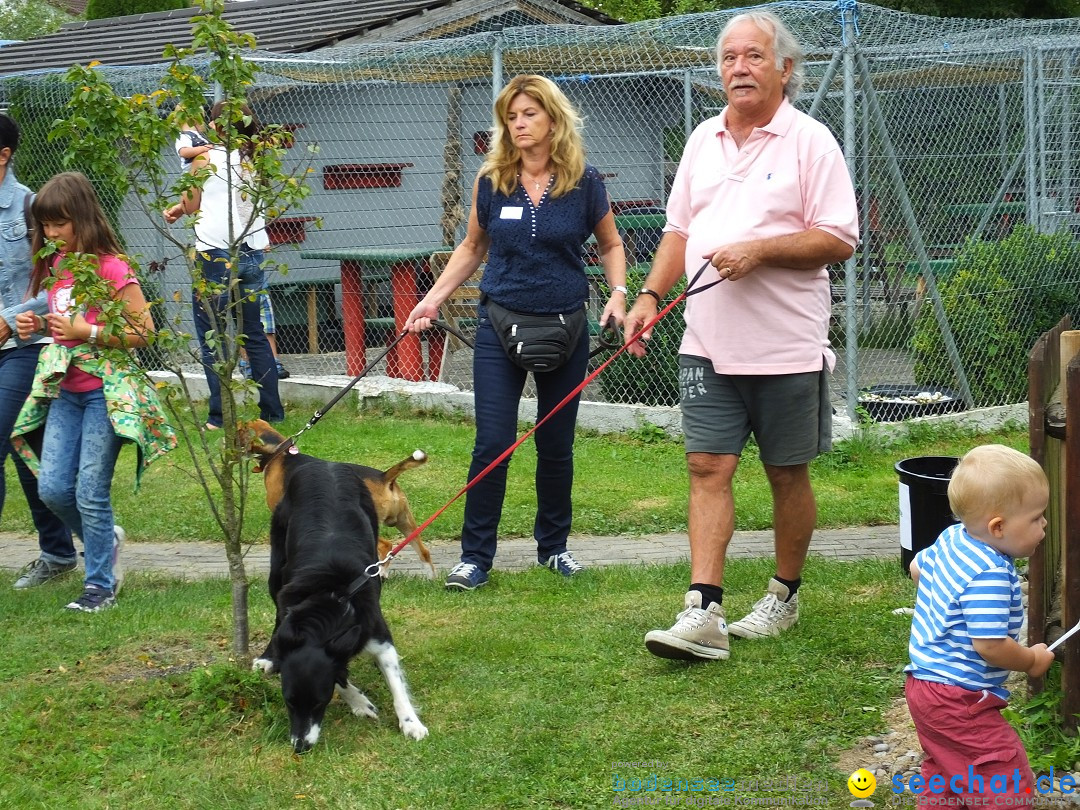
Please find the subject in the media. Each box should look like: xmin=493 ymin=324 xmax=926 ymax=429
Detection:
xmin=0 ymin=344 xmax=74 ymax=563
xmin=194 ymin=247 xmax=284 ymax=427
xmin=37 ymin=388 xmax=122 ymax=592
xmin=459 ymin=314 xmax=589 ymax=571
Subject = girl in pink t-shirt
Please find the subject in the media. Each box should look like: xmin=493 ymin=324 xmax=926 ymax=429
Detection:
xmin=15 ymin=172 xmax=155 ymax=613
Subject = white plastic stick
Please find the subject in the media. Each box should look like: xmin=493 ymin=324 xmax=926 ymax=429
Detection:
xmin=1048 ymin=618 xmax=1080 ymax=652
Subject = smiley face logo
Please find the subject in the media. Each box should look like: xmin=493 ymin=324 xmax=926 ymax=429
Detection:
xmin=847 ymin=768 xmax=877 ymax=799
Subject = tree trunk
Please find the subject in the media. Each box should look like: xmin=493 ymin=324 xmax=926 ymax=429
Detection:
xmin=440 ymin=84 xmax=465 ymax=248
xmin=230 ymin=568 xmax=250 ymax=659
xmin=220 ymin=389 xmax=251 ymax=660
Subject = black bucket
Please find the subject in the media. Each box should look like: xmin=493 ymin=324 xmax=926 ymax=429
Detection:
xmin=895 ymin=456 xmax=959 ymax=575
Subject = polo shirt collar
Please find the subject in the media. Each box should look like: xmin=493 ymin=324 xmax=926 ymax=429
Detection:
xmin=716 ymin=97 xmax=796 ymax=139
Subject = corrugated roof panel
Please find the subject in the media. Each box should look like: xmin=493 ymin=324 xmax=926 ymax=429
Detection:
xmin=0 ymin=0 xmax=434 ymax=76
xmin=0 ymin=0 xmax=615 ymax=78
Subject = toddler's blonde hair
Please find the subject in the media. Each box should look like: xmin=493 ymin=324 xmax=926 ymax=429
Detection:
xmin=947 ymin=444 xmax=1048 ymax=526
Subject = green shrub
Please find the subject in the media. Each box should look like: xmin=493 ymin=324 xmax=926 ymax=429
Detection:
xmin=1004 ymin=667 xmax=1080 ymax=773
xmin=599 ymin=271 xmax=685 ymax=406
xmin=85 ymin=0 xmax=186 ymax=20
xmin=912 ymin=226 xmax=1080 ymax=407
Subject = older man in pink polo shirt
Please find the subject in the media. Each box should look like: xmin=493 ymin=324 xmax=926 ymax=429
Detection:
xmin=625 ymin=10 xmax=859 ymax=662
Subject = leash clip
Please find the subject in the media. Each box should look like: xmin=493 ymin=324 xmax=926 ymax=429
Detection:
xmin=364 ymin=556 xmax=389 ymax=580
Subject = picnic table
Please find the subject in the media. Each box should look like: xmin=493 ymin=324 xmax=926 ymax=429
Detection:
xmin=614 ymin=211 xmax=666 ymax=264
xmin=945 ymin=201 xmax=1026 ymax=240
xmin=943 ymin=201 xmax=1027 ymax=218
xmin=299 ymin=245 xmax=450 ymax=379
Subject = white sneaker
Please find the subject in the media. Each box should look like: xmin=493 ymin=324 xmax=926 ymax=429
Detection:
xmin=729 ymin=579 xmax=799 ymax=639
xmin=644 ymin=591 xmax=730 ymax=661
xmin=111 ymin=526 xmax=126 ymax=597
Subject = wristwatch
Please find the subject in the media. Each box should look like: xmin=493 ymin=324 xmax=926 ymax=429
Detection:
xmin=611 ymin=285 xmax=628 ymax=295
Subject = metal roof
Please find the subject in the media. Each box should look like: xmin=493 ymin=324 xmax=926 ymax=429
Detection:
xmin=0 ymin=0 xmax=617 ymax=78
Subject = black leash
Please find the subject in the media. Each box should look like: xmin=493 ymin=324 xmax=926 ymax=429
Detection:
xmin=252 ymin=330 xmax=410 ymax=472
xmin=235 ymin=316 xmax=467 ymax=610
xmin=589 ymin=317 xmax=622 ymax=357
xmin=271 ymin=320 xmax=472 ymax=466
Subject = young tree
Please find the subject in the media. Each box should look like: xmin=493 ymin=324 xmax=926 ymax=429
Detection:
xmin=51 ymin=0 xmax=316 ymax=657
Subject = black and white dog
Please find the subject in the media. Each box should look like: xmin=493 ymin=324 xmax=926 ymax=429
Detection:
xmin=250 ymin=445 xmax=428 ymax=752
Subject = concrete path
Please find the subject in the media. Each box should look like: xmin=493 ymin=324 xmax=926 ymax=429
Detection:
xmin=0 ymin=525 xmax=901 ymax=581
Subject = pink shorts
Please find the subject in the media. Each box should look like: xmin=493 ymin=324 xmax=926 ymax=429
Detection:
xmin=905 ymin=675 xmax=1034 ymax=807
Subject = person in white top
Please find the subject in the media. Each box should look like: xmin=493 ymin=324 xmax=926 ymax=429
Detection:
xmin=164 ymin=101 xmax=283 ymax=430
xmin=624 ymin=11 xmax=859 ymax=661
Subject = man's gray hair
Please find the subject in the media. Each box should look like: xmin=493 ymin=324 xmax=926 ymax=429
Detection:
xmin=716 ymin=10 xmax=804 ymax=102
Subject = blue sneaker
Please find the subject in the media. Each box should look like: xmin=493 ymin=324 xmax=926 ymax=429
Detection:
xmin=64 ymin=585 xmax=116 ymax=613
xmin=445 ymin=562 xmax=488 ymax=591
xmin=540 ymin=551 xmax=585 ymax=577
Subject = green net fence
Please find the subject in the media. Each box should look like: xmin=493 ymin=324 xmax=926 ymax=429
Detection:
xmin=6 ymin=0 xmax=1080 ymax=421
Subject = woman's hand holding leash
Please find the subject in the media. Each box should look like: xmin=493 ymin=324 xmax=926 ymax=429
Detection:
xmin=404 ymin=299 xmax=440 ymax=333
xmin=599 ymin=295 xmax=626 ymax=335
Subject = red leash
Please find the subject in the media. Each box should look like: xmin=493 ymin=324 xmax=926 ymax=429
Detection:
xmin=368 ymin=261 xmax=721 ymax=577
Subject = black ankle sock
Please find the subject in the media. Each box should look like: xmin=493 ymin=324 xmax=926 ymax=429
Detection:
xmin=691 ymin=583 xmax=724 ymax=609
xmin=773 ymin=576 xmax=801 ymax=601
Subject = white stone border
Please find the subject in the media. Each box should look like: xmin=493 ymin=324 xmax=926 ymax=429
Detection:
xmin=150 ymin=371 xmax=1027 ymax=442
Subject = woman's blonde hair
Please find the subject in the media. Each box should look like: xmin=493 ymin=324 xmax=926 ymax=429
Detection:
xmin=29 ymin=171 xmax=123 ymax=296
xmin=481 ymin=75 xmax=585 ymax=198
xmin=948 ymin=444 xmax=1048 ymax=526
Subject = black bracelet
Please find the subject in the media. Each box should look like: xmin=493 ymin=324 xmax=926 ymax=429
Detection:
xmin=638 ymin=287 xmax=662 ymax=304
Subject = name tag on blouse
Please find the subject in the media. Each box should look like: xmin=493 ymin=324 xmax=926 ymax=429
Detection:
xmin=500 ymin=206 xmax=524 ymax=220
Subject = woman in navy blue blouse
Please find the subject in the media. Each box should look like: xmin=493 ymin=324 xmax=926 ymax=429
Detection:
xmin=406 ymin=75 xmax=627 ymax=591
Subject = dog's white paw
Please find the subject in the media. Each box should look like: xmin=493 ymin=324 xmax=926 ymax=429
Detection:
xmin=337 ymin=681 xmax=379 ymax=719
xmin=252 ymin=657 xmax=276 ymax=674
xmin=400 ymin=717 xmax=428 ymax=740
xmin=351 ymin=697 xmax=378 ymax=719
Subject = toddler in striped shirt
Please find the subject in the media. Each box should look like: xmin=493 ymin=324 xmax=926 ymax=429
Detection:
xmin=904 ymin=444 xmax=1054 ymax=806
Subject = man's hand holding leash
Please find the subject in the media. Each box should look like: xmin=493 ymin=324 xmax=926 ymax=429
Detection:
xmin=704 ymin=240 xmax=760 ymax=282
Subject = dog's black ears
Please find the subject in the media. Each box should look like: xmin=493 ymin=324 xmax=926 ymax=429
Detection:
xmin=327 ymin=625 xmax=364 ymax=659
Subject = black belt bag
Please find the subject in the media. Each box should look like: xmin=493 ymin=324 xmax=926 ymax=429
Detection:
xmin=484 ymin=296 xmax=587 ymax=373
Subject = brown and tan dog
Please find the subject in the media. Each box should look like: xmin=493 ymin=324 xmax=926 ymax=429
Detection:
xmin=241 ymin=419 xmax=436 ymax=578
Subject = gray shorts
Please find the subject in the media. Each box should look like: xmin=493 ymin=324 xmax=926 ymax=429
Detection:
xmin=679 ymin=355 xmax=832 ymax=465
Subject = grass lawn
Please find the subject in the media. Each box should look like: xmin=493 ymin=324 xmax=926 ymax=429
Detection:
xmin=0 ymin=405 xmax=1036 ymax=808
xmin=0 ymin=404 xmax=1029 ymax=544
xmin=0 ymin=556 xmax=916 ymax=809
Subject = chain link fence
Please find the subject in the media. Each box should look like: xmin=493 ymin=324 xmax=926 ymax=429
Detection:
xmin=4 ymin=2 xmax=1080 ymax=421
